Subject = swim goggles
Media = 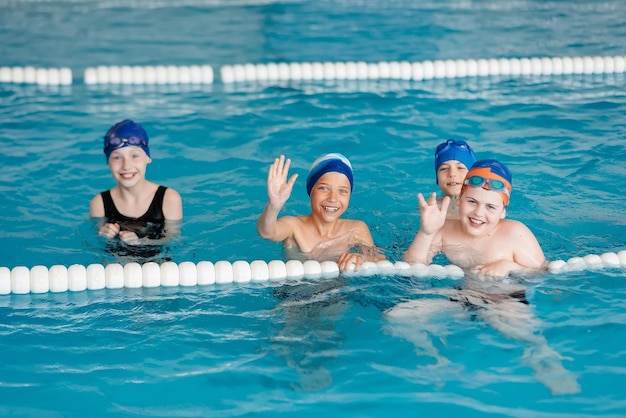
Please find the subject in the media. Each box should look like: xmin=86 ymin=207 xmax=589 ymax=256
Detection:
xmin=104 ymin=136 xmax=147 ymax=151
xmin=435 ymin=139 xmax=471 ymax=157
xmin=464 ymin=175 xmax=510 ymax=195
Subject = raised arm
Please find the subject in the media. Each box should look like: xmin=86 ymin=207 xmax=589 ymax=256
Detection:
xmin=257 ymin=155 xmax=299 ymax=242
xmin=403 ymin=192 xmax=449 ymax=264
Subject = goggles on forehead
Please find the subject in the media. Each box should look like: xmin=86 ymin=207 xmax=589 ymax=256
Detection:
xmin=105 ymin=136 xmax=147 ymax=152
xmin=464 ymin=175 xmax=510 ymax=195
xmin=435 ymin=140 xmax=470 ymax=156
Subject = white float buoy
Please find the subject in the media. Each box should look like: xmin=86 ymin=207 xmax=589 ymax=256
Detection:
xmin=0 ymin=266 xmax=11 ymax=295
xmin=583 ymin=254 xmax=604 ymax=269
xmin=68 ymin=264 xmax=87 ymax=292
xmin=548 ymin=259 xmax=567 ymax=274
xmin=214 ymin=260 xmax=233 ymax=284
xmin=105 ymin=263 xmax=124 ymax=289
xmin=142 ymin=262 xmax=161 ymax=288
xmin=124 ymin=262 xmax=143 ymax=288
xmin=600 ymin=252 xmax=620 ymax=268
xmin=30 ymin=265 xmax=50 ymax=294
xmin=566 ymin=256 xmax=586 ymax=272
xmin=197 ymin=261 xmax=216 ymax=285
xmin=161 ymin=261 xmax=180 ymax=286
xmin=11 ymin=266 xmax=30 ymax=294
xmin=303 ymin=260 xmax=322 ymax=279
xmin=286 ymin=259 xmax=304 ymax=279
xmin=179 ymin=261 xmax=198 ymax=286
xmin=49 ymin=265 xmax=69 ymax=293
xmin=320 ymin=261 xmax=339 ymax=278
xmin=268 ymin=260 xmax=287 ymax=281
xmin=232 ymin=260 xmax=251 ymax=284
xmin=250 ymin=260 xmax=269 ymax=282
xmin=86 ymin=264 xmax=105 ymax=290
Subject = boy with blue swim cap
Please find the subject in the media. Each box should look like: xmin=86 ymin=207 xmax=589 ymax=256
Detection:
xmin=306 ymin=153 xmax=354 ymax=196
xmin=405 ymin=158 xmax=545 ymax=278
xmin=257 ymin=154 xmax=384 ymax=271
xmin=433 ymin=139 xmax=477 ymax=219
xmin=89 ymin=119 xmax=183 ymax=256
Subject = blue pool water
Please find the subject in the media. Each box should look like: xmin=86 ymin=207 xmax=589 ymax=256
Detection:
xmin=1 ymin=0 xmax=626 ymax=416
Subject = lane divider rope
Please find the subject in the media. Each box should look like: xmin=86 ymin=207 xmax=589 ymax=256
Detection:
xmin=220 ymin=56 xmax=626 ymax=84
xmin=2 ymin=55 xmax=624 ymax=86
xmin=83 ymin=65 xmax=214 ymax=85
xmin=0 ymin=66 xmax=72 ymax=85
xmin=1 ymin=250 xmax=624 ymax=295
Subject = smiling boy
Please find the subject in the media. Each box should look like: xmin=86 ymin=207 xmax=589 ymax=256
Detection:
xmin=257 ymin=154 xmax=383 ymax=271
xmin=433 ymin=139 xmax=477 ymax=219
xmin=404 ymin=159 xmax=545 ymax=278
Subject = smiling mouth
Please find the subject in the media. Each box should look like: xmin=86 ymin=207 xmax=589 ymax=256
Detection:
xmin=322 ymin=206 xmax=340 ymax=212
xmin=468 ymin=217 xmax=484 ymax=226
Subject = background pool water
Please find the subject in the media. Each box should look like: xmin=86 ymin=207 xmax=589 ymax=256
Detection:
xmin=1 ymin=0 xmax=626 ymax=416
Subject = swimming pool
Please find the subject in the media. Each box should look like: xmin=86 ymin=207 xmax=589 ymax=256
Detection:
xmin=1 ymin=0 xmax=626 ymax=416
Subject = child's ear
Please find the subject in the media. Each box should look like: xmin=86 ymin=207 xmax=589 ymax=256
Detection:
xmin=147 ymin=157 xmax=152 ymax=164
xmin=500 ymin=208 xmax=506 ymax=219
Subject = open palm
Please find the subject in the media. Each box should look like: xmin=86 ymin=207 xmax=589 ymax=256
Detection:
xmin=267 ymin=155 xmax=298 ymax=206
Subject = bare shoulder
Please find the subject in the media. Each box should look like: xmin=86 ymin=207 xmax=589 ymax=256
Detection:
xmin=346 ymin=218 xmax=371 ymax=232
xmin=278 ymin=215 xmax=307 ymax=240
xmin=500 ymin=219 xmax=535 ymax=237
xmin=278 ymin=215 xmax=305 ymax=230
xmin=163 ymin=187 xmax=183 ymax=220
xmin=286 ymin=215 xmax=313 ymax=230
xmin=501 ymin=219 xmax=545 ymax=267
xmin=342 ymin=219 xmax=374 ymax=245
xmin=89 ymin=193 xmax=104 ymax=217
xmin=164 ymin=187 xmax=182 ymax=203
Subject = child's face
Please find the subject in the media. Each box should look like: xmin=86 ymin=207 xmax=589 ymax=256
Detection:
xmin=107 ymin=146 xmax=151 ymax=186
xmin=437 ymin=160 xmax=469 ymax=197
xmin=458 ymin=186 xmax=506 ymax=237
xmin=309 ymin=171 xmax=351 ymax=222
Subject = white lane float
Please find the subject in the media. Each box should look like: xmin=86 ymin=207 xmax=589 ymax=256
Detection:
xmin=219 ymin=55 xmax=625 ymax=84
xmin=0 ymin=250 xmax=624 ymax=295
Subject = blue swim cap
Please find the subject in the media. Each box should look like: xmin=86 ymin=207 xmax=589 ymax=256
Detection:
xmin=434 ymin=139 xmax=476 ymax=183
xmin=306 ymin=153 xmax=354 ymax=196
xmin=103 ymin=119 xmax=150 ymax=161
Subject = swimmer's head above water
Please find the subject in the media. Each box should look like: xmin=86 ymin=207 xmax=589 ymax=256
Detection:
xmin=306 ymin=153 xmax=354 ymax=196
xmin=461 ymin=159 xmax=513 ymax=206
xmin=434 ymin=139 xmax=476 ymax=184
xmin=103 ymin=119 xmax=151 ymax=161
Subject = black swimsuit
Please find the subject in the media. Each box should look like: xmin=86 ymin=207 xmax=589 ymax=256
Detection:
xmin=100 ymin=185 xmax=170 ymax=260
xmin=449 ymin=288 xmax=529 ymax=311
xmin=101 ymin=185 xmax=167 ymax=239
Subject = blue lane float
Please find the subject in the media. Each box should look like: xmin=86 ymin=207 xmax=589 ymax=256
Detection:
xmin=0 ymin=251 xmax=624 ymax=295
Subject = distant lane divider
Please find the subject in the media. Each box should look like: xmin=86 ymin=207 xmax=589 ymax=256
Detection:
xmin=83 ymin=65 xmax=214 ymax=85
xmin=2 ymin=56 xmax=624 ymax=86
xmin=0 ymin=66 xmax=72 ymax=85
xmin=219 ymin=55 xmax=626 ymax=83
